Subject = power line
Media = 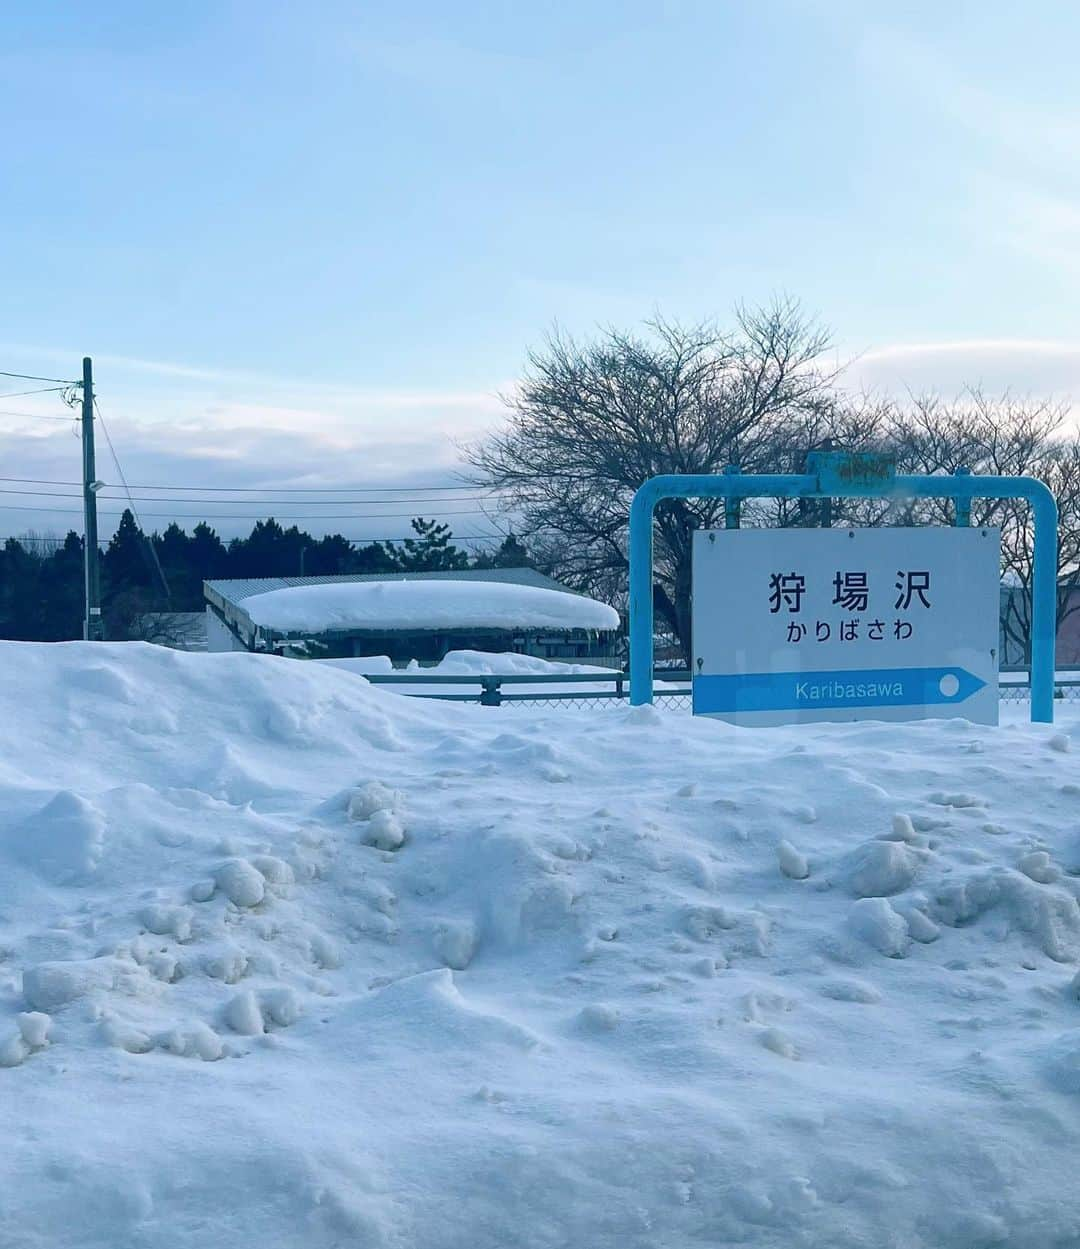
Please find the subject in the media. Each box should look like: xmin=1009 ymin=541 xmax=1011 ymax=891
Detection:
xmin=86 ymin=482 xmax=493 ymax=494
xmin=0 ymin=386 xmax=72 ymax=400
xmin=0 ymin=487 xmax=502 ymax=507
xmin=0 ymin=477 xmax=494 ymax=502
xmin=0 ymin=501 xmax=500 ymax=519
xmin=0 ymin=410 xmax=80 ymax=422
xmin=0 ymin=369 xmax=81 ymax=384
xmin=94 ymin=397 xmax=172 ymax=601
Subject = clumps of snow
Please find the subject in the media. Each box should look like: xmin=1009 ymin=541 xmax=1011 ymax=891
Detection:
xmin=224 ymin=986 xmax=301 ymax=1036
xmin=433 ymin=919 xmax=478 ymax=971
xmin=214 ymin=858 xmax=265 ymax=907
xmin=23 ymin=956 xmax=149 ymax=1012
xmin=1018 ymin=851 xmax=1059 ymax=884
xmin=17 ymin=1012 xmax=51 ymax=1048
xmin=308 ymin=931 xmax=341 ymax=970
xmin=141 ymin=904 xmax=194 ymax=941
xmin=889 ymin=813 xmax=918 ymax=842
xmin=694 ymin=955 xmax=727 ymax=976
xmin=158 ymin=1022 xmax=223 ymax=1061
xmin=96 ymin=1015 xmax=151 ymax=1054
xmin=346 ymin=781 xmax=401 ymax=821
xmin=898 ymin=905 xmax=941 ymax=944
xmin=932 ymin=869 xmax=1080 ymax=962
xmin=4 ymin=790 xmax=106 ymax=883
xmin=364 ymin=809 xmax=405 ymax=852
xmin=928 ymin=791 xmax=985 ymax=809
xmin=347 ymin=781 xmax=406 ymax=851
xmin=848 ymin=897 xmax=910 ymax=957
xmin=817 ymin=977 xmax=883 ymax=1004
xmin=0 ymin=1033 xmax=30 ymax=1068
xmin=1048 ymin=733 xmax=1071 ymax=754
xmin=250 ymin=855 xmax=294 ymax=890
xmin=0 ymin=1013 xmax=51 ymax=1068
xmin=777 ymin=839 xmax=809 ymax=880
xmin=578 ymin=1003 xmax=619 ymax=1032
xmin=845 ymin=839 xmax=920 ymax=897
xmin=225 ymin=990 xmax=264 ymax=1036
xmin=202 ymin=942 xmax=248 ymax=983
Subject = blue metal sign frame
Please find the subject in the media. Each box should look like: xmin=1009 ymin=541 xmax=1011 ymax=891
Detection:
xmin=628 ymin=460 xmax=1059 ymax=723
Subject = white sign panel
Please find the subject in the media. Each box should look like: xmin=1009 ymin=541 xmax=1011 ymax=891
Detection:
xmin=691 ymin=527 xmax=1000 ymax=725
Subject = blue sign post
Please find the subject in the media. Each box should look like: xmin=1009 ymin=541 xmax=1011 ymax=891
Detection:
xmin=628 ymin=457 xmax=1059 ymax=723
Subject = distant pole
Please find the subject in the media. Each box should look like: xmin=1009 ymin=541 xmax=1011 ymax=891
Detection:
xmin=81 ymin=357 xmax=103 ymax=640
xmin=300 ymin=544 xmax=307 ymax=577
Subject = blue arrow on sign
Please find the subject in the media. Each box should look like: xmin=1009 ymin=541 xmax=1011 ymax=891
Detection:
xmin=693 ymin=666 xmax=987 ymax=715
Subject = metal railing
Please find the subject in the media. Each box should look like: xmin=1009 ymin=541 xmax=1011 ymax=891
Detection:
xmin=364 ymin=670 xmax=690 ymax=707
xmin=363 ymin=668 xmax=1080 ymax=709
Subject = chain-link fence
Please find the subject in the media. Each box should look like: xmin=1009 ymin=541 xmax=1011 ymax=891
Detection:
xmin=500 ymin=691 xmax=692 ymax=713
xmin=1001 ymin=680 xmax=1080 ymax=705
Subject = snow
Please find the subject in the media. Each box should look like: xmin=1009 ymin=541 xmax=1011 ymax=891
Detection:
xmin=776 ymin=839 xmax=809 ymax=880
xmin=242 ymin=578 xmax=620 ymax=634
xmin=1 ymin=640 xmax=1080 ymax=1245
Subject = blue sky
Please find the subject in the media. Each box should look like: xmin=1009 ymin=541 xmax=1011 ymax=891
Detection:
xmin=2 ymin=0 xmax=1078 ymax=540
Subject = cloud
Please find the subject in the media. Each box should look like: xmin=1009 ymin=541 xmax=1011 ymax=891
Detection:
xmin=840 ymin=338 xmax=1080 ymax=408
xmin=858 ymin=25 xmax=1080 ymax=279
xmin=0 ymin=365 xmax=513 ymax=543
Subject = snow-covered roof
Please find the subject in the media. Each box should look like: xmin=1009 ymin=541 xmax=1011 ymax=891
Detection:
xmin=205 ymin=567 xmax=571 ymax=605
xmin=241 ymin=578 xmax=620 ymax=635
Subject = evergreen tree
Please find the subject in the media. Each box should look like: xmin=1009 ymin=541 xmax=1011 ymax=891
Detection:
xmin=228 ymin=518 xmax=309 ymax=578
xmin=104 ymin=509 xmax=153 ymax=592
xmin=189 ymin=522 xmax=229 ymax=585
xmin=385 ymin=517 xmax=469 ymax=572
xmin=0 ymin=538 xmax=39 ymax=639
xmin=349 ymin=541 xmax=399 ymax=575
xmin=473 ymin=532 xmax=532 ymax=570
xmin=37 ymin=532 xmax=83 ymax=640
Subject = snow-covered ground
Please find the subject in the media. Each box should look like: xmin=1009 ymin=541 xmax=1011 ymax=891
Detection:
xmin=3 ymin=641 xmax=1080 ymax=1248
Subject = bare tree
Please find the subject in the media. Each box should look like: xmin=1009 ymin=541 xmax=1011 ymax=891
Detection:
xmin=468 ymin=300 xmax=839 ymax=656
xmin=127 ymin=609 xmax=206 ymax=650
xmin=472 ymin=307 xmax=1079 ymax=668
xmin=886 ymin=390 xmax=1079 ymax=663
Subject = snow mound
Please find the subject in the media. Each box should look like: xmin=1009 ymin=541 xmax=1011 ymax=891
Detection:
xmin=3 ymin=790 xmax=106 ymax=883
xmin=1 ymin=641 xmax=1080 ymax=1247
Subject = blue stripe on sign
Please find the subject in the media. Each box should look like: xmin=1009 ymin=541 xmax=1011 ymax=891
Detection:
xmin=693 ymin=667 xmax=986 ymax=715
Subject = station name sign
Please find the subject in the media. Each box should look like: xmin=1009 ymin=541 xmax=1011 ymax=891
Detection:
xmin=691 ymin=526 xmax=1000 ymax=725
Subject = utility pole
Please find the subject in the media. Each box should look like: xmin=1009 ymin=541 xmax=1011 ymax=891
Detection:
xmin=81 ymin=356 xmax=103 ymax=640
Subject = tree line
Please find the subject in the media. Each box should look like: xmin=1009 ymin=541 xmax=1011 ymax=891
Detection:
xmin=468 ymin=300 xmax=1080 ymax=664
xmin=0 ymin=515 xmax=532 ymax=643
